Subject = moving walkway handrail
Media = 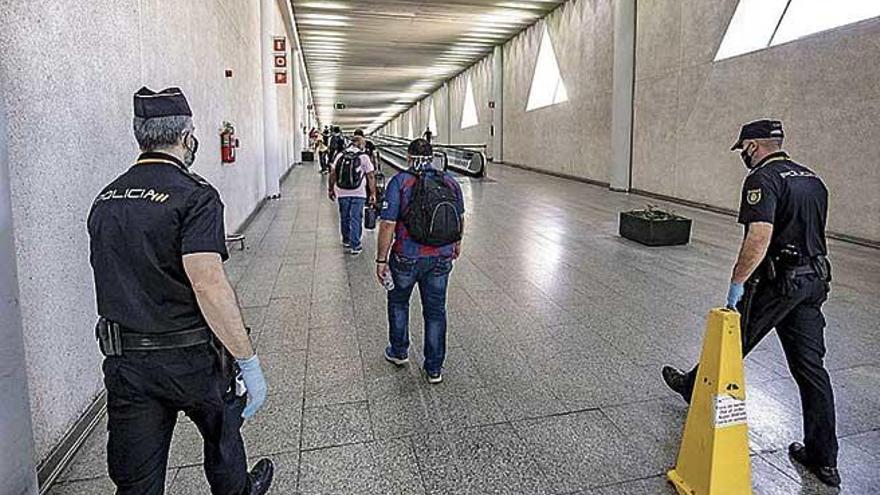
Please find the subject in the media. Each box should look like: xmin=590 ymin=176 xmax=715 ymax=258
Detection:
xmin=374 ymin=134 xmax=485 ymax=178
xmin=377 ymin=144 xmax=448 ymax=174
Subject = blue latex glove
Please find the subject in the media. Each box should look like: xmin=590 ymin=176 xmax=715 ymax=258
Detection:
xmin=236 ymin=354 xmax=267 ymax=419
xmin=726 ymin=282 xmax=745 ymax=310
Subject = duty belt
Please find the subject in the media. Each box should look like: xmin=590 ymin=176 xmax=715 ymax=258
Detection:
xmin=790 ymin=265 xmax=816 ymax=276
xmin=96 ymin=318 xmax=211 ymax=356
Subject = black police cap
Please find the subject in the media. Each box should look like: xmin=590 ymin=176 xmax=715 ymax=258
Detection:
xmin=133 ymin=87 xmax=192 ymax=118
xmin=731 ymin=119 xmax=784 ymax=150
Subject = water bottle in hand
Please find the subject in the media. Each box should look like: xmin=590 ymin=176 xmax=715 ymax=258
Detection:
xmin=382 ymin=269 xmax=395 ymax=291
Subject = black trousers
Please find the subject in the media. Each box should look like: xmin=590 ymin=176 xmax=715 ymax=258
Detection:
xmin=103 ymin=344 xmax=249 ymax=494
xmin=685 ymin=274 xmax=838 ymax=466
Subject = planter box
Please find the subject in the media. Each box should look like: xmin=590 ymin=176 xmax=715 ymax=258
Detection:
xmin=619 ymin=211 xmax=692 ymax=246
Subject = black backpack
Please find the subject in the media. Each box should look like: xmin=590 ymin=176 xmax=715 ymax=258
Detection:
xmin=335 ymin=152 xmax=365 ymax=190
xmin=403 ymin=171 xmax=462 ymax=246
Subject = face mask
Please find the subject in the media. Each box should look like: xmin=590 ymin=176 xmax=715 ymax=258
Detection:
xmin=183 ymin=134 xmax=199 ymax=168
xmin=740 ymin=144 xmax=755 ymax=169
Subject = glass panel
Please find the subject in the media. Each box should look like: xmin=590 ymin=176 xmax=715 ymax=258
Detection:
xmin=714 ymin=0 xmax=788 ymax=61
xmin=429 ymin=100 xmax=439 ymax=137
xmin=772 ymin=0 xmax=880 ymax=45
xmin=527 ymin=26 xmax=567 ymax=111
xmin=461 ymin=77 xmax=479 ymax=129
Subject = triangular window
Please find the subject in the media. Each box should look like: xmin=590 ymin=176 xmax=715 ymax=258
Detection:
xmin=460 ymin=76 xmax=479 ymax=129
xmin=715 ymin=0 xmax=880 ymax=61
xmin=526 ymin=25 xmax=568 ymax=112
xmin=429 ymin=100 xmax=439 ymax=138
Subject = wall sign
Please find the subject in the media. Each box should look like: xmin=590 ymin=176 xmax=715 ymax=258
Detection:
xmin=273 ymin=37 xmax=286 ymax=52
xmin=273 ymin=36 xmax=288 ymax=84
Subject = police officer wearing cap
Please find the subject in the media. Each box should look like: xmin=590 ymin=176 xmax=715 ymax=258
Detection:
xmin=662 ymin=119 xmax=840 ymax=487
xmin=88 ymin=87 xmax=274 ymax=494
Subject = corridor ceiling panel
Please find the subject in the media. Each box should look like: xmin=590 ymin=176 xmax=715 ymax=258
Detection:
xmin=291 ymin=0 xmax=565 ymax=132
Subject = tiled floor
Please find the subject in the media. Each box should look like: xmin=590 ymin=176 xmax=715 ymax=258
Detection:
xmin=49 ymin=162 xmax=880 ymax=494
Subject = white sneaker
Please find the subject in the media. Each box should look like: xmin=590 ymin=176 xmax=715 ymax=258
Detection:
xmin=349 ymin=247 xmax=363 ymax=256
xmin=342 ymin=241 xmax=350 ymax=248
xmin=384 ymin=348 xmax=409 ymax=366
xmin=425 ymin=371 xmax=443 ymax=384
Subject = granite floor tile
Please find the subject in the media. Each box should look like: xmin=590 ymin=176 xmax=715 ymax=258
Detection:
xmin=298 ymin=439 xmax=424 ymax=495
xmin=301 ymin=401 xmax=374 ymax=450
xmin=413 ymin=423 xmax=552 ymax=495
xmin=305 ymin=354 xmax=367 ymax=407
xmin=512 ymin=410 xmax=653 ymax=493
xmin=242 ymin=390 xmax=304 ymax=457
xmin=261 ymin=350 xmax=308 ymax=396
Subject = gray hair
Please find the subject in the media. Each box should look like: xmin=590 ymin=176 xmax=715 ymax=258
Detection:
xmin=748 ymin=137 xmax=784 ymax=152
xmin=132 ymin=115 xmax=193 ymax=151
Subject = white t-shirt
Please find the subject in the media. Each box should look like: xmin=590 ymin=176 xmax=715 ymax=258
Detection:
xmin=333 ymin=146 xmax=375 ymax=198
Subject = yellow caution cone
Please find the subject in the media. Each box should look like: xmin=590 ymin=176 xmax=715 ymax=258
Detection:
xmin=667 ymin=308 xmax=753 ymax=495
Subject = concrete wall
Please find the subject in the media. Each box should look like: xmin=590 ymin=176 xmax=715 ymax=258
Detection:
xmin=0 ymin=80 xmax=39 ymax=495
xmin=503 ymin=0 xmax=614 ymax=179
xmin=632 ymin=0 xmax=880 ymax=242
xmin=0 ymin=0 xmax=297 ymax=466
xmin=274 ymin=1 xmax=296 ymax=172
xmin=446 ymin=55 xmax=494 ymax=146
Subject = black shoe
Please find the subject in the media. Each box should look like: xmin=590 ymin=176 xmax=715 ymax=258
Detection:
xmin=248 ymin=458 xmax=275 ymax=495
xmin=661 ymin=366 xmax=693 ymax=404
xmin=789 ymin=442 xmax=841 ymax=488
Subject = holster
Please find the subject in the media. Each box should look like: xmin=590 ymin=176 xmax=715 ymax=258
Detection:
xmin=763 ymin=258 xmax=777 ymax=282
xmin=96 ymin=318 xmax=123 ymax=357
xmin=209 ymin=326 xmax=252 ymax=381
xmin=812 ymin=255 xmax=832 ymax=283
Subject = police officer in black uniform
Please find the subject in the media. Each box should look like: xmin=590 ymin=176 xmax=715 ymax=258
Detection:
xmin=88 ymin=87 xmax=274 ymax=494
xmin=662 ymin=120 xmax=840 ymax=487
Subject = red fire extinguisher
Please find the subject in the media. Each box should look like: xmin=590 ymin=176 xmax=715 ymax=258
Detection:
xmin=220 ymin=122 xmax=238 ymax=163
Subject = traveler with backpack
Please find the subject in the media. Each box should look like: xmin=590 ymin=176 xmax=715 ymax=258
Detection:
xmin=376 ymin=139 xmax=465 ymax=384
xmin=328 ymin=135 xmax=377 ymax=255
xmin=327 ymin=126 xmax=347 ymax=166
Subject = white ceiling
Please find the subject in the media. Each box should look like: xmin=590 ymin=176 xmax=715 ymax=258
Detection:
xmin=290 ymin=0 xmax=565 ymax=133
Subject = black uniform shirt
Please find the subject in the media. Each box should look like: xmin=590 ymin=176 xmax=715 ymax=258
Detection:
xmin=737 ymin=151 xmax=828 ymax=257
xmin=88 ymin=152 xmax=228 ymax=333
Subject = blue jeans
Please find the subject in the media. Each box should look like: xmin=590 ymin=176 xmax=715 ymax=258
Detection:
xmin=387 ymin=255 xmax=453 ymax=374
xmin=338 ymin=196 xmax=365 ymax=249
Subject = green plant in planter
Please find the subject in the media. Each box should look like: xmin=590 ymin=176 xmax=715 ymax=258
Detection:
xmin=627 ymin=205 xmax=684 ymax=221
xmin=620 ymin=205 xmax=692 ymax=246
